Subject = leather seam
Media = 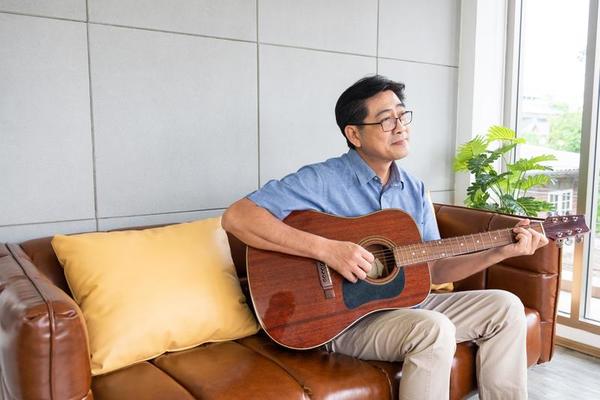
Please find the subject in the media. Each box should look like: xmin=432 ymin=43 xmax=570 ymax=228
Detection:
xmin=7 ymin=244 xmax=57 ymax=400
xmin=143 ymin=362 xmax=197 ymax=400
xmin=236 ymin=340 xmax=312 ymax=399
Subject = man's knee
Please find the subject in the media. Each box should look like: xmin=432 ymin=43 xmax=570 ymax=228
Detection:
xmin=487 ymin=289 xmax=526 ymax=325
xmin=412 ymin=311 xmax=456 ymax=355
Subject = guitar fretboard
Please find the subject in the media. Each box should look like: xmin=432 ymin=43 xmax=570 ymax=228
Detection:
xmin=393 ymin=224 xmax=543 ymax=266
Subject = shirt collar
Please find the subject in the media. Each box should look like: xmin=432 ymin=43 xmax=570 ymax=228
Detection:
xmin=347 ymin=149 xmax=404 ymax=189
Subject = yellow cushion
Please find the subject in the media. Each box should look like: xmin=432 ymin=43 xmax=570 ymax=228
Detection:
xmin=51 ymin=217 xmax=259 ymax=375
xmin=430 ymin=282 xmax=454 ymax=293
xmin=425 ymin=191 xmax=454 ymax=293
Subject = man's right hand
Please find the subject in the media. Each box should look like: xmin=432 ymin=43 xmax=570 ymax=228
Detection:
xmin=318 ymin=239 xmax=375 ymax=283
xmin=222 ymin=199 xmax=374 ymax=283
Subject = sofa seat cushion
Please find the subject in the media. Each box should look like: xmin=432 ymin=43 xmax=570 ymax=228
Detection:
xmin=92 ymin=361 xmax=196 ymax=400
xmin=237 ymin=334 xmax=392 ymax=399
xmin=92 ymin=333 xmax=392 ymax=400
xmin=153 ymin=340 xmax=307 ymax=399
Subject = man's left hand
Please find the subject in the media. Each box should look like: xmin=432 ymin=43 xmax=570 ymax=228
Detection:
xmin=500 ymin=219 xmax=549 ymax=258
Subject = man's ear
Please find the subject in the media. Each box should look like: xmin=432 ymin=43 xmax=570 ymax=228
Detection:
xmin=344 ymin=125 xmax=362 ymax=148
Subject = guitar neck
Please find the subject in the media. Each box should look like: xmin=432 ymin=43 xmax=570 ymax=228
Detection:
xmin=394 ymin=223 xmax=544 ymax=266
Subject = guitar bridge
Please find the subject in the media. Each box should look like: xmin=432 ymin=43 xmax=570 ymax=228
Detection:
xmin=316 ymin=261 xmax=335 ymax=299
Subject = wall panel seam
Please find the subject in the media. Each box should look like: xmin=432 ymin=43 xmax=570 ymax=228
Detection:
xmin=87 ymin=21 xmax=257 ymax=44
xmin=378 ymin=56 xmax=458 ymax=69
xmin=0 ymin=10 xmax=85 ymax=23
xmin=84 ymin=2 xmax=99 ymax=232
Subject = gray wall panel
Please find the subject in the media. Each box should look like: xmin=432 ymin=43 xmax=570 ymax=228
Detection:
xmin=0 ymin=0 xmax=86 ymax=20
xmin=431 ymin=190 xmax=454 ymax=204
xmin=0 ymin=220 xmax=96 ymax=243
xmin=0 ymin=14 xmax=94 ymax=226
xmin=259 ymin=0 xmax=377 ymax=55
xmin=97 ymin=209 xmax=224 ymax=231
xmin=90 ymin=25 xmax=258 ymax=217
xmin=259 ymin=45 xmax=375 ymax=183
xmin=379 ymin=58 xmax=457 ymax=192
xmin=379 ymin=0 xmax=460 ymax=66
xmin=89 ymin=0 xmax=256 ymax=41
xmin=1 ymin=3 xmax=460 ymax=242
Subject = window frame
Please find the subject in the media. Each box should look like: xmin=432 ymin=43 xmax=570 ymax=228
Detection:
xmin=505 ymin=0 xmax=600 ymax=337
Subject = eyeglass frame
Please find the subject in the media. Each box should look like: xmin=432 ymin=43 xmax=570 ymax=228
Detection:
xmin=349 ymin=110 xmax=413 ymax=132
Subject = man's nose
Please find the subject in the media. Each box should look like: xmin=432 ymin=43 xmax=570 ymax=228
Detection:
xmin=393 ymin=118 xmax=408 ymax=135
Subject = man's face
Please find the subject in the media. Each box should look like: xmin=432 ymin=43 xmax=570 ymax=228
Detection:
xmin=351 ymin=90 xmax=410 ymax=163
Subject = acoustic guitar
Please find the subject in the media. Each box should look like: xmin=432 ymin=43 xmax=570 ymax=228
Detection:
xmin=246 ymin=209 xmax=589 ymax=350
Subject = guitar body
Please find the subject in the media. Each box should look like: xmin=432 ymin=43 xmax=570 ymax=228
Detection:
xmin=246 ymin=209 xmax=431 ymax=350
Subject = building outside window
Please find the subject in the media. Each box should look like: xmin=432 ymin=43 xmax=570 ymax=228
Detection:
xmin=547 ymin=190 xmax=574 ymax=216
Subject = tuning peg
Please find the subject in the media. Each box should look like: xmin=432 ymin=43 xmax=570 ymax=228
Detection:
xmin=576 ymin=234 xmax=584 ymax=243
xmin=555 ymin=238 xmax=564 ymax=248
xmin=565 ymin=237 xmax=573 ymax=246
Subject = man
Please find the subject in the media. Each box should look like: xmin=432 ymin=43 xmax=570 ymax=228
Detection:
xmin=222 ymin=75 xmax=547 ymax=399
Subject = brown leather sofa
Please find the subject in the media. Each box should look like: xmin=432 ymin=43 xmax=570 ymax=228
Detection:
xmin=0 ymin=204 xmax=560 ymax=400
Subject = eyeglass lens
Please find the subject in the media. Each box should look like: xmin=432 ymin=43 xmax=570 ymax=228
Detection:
xmin=381 ymin=112 xmax=412 ymax=131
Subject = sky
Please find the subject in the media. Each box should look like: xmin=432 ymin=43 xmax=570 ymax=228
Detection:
xmin=520 ymin=0 xmax=589 ymax=109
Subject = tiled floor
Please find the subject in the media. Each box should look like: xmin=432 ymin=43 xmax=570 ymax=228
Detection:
xmin=466 ymin=346 xmax=600 ymax=400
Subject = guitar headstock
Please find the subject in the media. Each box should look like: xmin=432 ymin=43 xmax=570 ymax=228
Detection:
xmin=542 ymin=213 xmax=590 ymax=247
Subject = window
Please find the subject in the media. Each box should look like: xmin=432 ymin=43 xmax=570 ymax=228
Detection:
xmin=510 ymin=0 xmax=600 ymax=332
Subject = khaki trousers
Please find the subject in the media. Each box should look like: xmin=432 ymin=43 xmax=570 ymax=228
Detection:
xmin=330 ymin=289 xmax=528 ymax=400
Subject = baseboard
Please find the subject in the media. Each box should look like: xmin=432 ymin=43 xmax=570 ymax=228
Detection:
xmin=556 ymin=336 xmax=600 ymax=358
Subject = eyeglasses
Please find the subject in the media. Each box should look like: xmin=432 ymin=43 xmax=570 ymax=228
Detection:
xmin=350 ymin=111 xmax=413 ymax=132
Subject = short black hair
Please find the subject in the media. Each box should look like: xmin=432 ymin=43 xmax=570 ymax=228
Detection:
xmin=335 ymin=75 xmax=405 ymax=149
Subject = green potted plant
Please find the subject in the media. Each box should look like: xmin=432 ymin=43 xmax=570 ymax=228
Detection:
xmin=453 ymin=125 xmax=556 ymax=217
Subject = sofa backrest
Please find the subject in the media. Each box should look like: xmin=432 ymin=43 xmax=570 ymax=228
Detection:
xmin=12 ymin=203 xmax=562 ymax=362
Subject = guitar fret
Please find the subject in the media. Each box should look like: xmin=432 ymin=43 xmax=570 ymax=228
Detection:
xmin=393 ymin=227 xmax=522 ymax=267
xmin=476 ymin=232 xmax=484 ymax=250
xmin=452 ymin=236 xmax=460 ymax=256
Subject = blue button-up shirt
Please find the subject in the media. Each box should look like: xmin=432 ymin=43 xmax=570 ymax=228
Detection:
xmin=248 ymin=149 xmax=440 ymax=241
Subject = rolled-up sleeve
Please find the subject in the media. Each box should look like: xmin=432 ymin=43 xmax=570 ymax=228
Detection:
xmin=421 ymin=184 xmax=441 ymax=241
xmin=247 ymin=165 xmax=325 ymax=220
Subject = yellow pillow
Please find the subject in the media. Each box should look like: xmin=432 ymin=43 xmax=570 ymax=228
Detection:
xmin=425 ymin=191 xmax=454 ymax=293
xmin=430 ymin=282 xmax=454 ymax=293
xmin=51 ymin=217 xmax=259 ymax=375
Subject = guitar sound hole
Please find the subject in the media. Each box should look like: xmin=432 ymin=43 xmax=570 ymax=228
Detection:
xmin=364 ymin=244 xmax=396 ymax=279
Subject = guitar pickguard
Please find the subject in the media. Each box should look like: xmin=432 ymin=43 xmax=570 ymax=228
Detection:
xmin=342 ymin=267 xmax=406 ymax=309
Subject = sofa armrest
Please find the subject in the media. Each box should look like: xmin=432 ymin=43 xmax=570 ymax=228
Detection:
xmin=0 ymin=243 xmax=92 ymax=400
xmin=434 ymin=204 xmax=561 ymax=363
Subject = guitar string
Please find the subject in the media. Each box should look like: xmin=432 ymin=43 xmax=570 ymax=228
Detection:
xmin=359 ymin=223 xmax=560 ymax=265
xmin=361 ymin=228 xmax=516 ymax=259
xmin=357 ymin=222 xmax=554 ymax=259
xmin=348 ymin=235 xmax=515 ymax=268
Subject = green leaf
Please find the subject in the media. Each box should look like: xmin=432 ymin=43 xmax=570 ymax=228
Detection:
xmin=508 ymin=154 xmax=556 ymax=173
xmin=467 ymin=154 xmax=495 ymax=173
xmin=489 ymin=142 xmax=518 ymax=158
xmin=502 ymin=194 xmax=526 ymax=214
xmin=518 ymin=174 xmax=551 ymax=192
xmin=453 ymin=136 xmax=488 ymax=171
xmin=487 ymin=125 xmax=526 ymax=143
xmin=515 ymin=197 xmax=555 ymax=217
